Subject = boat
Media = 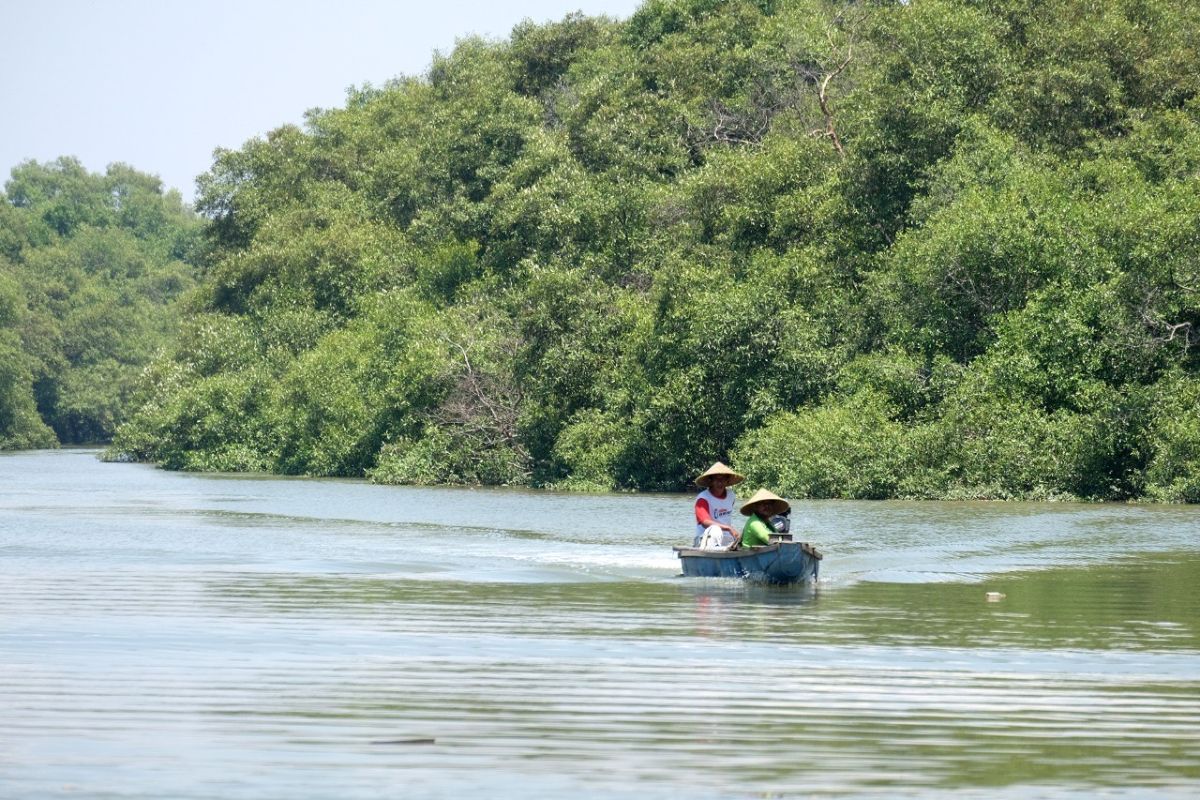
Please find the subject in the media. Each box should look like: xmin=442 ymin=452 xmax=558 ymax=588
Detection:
xmin=674 ymin=535 xmax=822 ymax=584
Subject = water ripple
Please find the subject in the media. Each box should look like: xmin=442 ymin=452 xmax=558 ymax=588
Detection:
xmin=2 ymin=450 xmax=1198 ymax=799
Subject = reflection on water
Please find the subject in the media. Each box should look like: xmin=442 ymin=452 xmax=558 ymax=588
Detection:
xmin=1 ymin=450 xmax=1198 ymax=798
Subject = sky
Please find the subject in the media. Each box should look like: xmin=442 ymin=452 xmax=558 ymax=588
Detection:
xmin=1 ymin=0 xmax=644 ymax=202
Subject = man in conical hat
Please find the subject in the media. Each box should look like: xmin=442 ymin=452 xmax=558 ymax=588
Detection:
xmin=693 ymin=461 xmax=744 ymax=549
xmin=739 ymin=489 xmax=790 ymax=548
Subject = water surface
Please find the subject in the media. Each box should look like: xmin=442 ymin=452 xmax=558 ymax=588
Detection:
xmin=2 ymin=449 xmax=1198 ymax=798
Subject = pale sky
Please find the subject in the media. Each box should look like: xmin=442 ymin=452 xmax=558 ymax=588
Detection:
xmin=1 ymin=0 xmax=644 ymax=202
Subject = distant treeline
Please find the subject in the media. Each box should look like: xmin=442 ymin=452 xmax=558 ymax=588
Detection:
xmin=8 ymin=0 xmax=1200 ymax=501
xmin=0 ymin=158 xmax=199 ymax=448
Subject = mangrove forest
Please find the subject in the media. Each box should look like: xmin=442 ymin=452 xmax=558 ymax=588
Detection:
xmin=3 ymin=0 xmax=1200 ymax=502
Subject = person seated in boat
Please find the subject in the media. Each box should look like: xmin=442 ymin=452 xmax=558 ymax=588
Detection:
xmin=737 ymin=489 xmax=791 ymax=549
xmin=693 ymin=461 xmax=744 ymax=550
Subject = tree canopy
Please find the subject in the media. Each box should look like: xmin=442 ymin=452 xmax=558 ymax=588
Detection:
xmin=0 ymin=157 xmax=200 ymax=448
xmin=100 ymin=0 xmax=1200 ymax=501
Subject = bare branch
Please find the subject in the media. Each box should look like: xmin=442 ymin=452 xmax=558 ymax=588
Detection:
xmin=434 ymin=332 xmax=531 ymax=473
xmin=810 ymin=8 xmax=865 ymax=159
xmin=816 ymin=58 xmax=850 ymax=158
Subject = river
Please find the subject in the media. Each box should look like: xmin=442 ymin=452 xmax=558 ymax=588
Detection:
xmin=2 ymin=449 xmax=1198 ymax=798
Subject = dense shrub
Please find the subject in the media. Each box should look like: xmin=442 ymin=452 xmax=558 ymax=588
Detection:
xmin=1 ymin=159 xmax=199 ymax=446
xmin=1144 ymin=373 xmax=1200 ymax=503
xmin=735 ymin=391 xmax=908 ymax=500
xmin=97 ymin=0 xmax=1200 ymax=502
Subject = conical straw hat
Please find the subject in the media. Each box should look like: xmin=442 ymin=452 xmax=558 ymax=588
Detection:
xmin=740 ymin=488 xmax=789 ymax=517
xmin=695 ymin=461 xmax=745 ymax=488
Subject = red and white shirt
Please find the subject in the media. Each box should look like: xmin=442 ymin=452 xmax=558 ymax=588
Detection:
xmin=694 ymin=487 xmax=736 ymax=538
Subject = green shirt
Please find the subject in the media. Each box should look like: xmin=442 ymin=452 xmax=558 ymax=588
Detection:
xmin=740 ymin=514 xmax=775 ymax=548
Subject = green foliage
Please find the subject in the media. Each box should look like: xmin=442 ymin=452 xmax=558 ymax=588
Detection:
xmin=735 ymin=391 xmax=908 ymax=500
xmin=412 ymin=240 xmax=480 ymax=304
xmin=195 ymin=126 xmax=319 ymax=255
xmin=269 ymin=290 xmax=447 ymax=476
xmin=365 ymin=292 xmax=532 ymax=486
xmin=510 ymin=13 xmax=615 ymax=98
xmin=836 ymin=350 xmax=952 ymax=420
xmin=0 ymin=268 xmax=56 ymax=448
xmin=107 ymin=357 xmax=275 ymax=472
xmin=370 ymin=423 xmax=528 ymax=487
xmin=1144 ymin=372 xmax=1200 ymax=503
xmin=546 ymin=408 xmax=628 ymax=491
xmin=1 ymin=159 xmax=199 ymax=447
xmin=107 ymin=1 xmax=1200 ymax=502
xmin=0 ymin=340 xmax=56 ymax=449
xmin=203 ymin=183 xmax=404 ymax=317
xmin=910 ymin=383 xmax=1136 ymax=501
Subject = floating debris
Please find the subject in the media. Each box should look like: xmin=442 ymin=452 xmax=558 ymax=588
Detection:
xmin=985 ymin=591 xmax=1006 ymax=602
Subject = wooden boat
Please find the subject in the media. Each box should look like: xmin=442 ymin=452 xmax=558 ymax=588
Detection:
xmin=674 ymin=535 xmax=822 ymax=584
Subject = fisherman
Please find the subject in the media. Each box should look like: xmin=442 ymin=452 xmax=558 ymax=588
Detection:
xmin=693 ymin=461 xmax=744 ymax=550
xmin=738 ymin=489 xmax=791 ymax=549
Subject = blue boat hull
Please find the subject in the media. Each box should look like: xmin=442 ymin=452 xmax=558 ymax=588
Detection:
xmin=674 ymin=541 xmax=822 ymax=584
